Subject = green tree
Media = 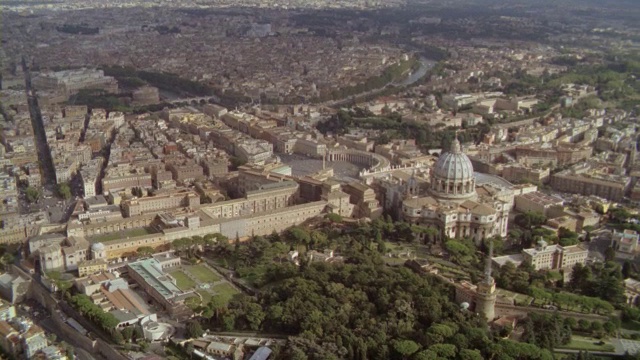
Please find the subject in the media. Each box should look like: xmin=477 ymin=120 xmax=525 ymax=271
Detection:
xmin=459 ymin=349 xmax=483 ymax=360
xmin=207 ymin=294 xmax=227 ymax=321
xmin=605 ymin=247 xmax=616 ymax=262
xmin=429 ymin=344 xmax=457 ymax=358
xmin=137 ymin=246 xmax=155 ymax=257
xmin=515 ymin=211 xmax=547 ymax=228
xmin=286 ymin=227 xmax=311 ymax=247
xmin=244 ymin=302 xmax=266 ymax=331
xmin=121 ymin=327 xmax=134 ymax=342
xmin=184 ymin=296 xmax=201 ymax=311
xmin=558 ymin=227 xmax=580 ymax=246
xmin=186 ymin=319 xmax=204 ymax=339
xmin=25 ymin=187 xmax=40 ymax=203
xmin=391 ymin=339 xmax=420 ymax=359
xmin=444 ymin=240 xmax=475 ymax=265
xmin=0 ymin=253 xmax=15 ymax=271
xmin=133 ymin=326 xmax=144 ymax=341
xmin=325 ymin=213 xmax=342 ymax=223
xmin=56 ymin=183 xmax=72 ymax=200
xmin=111 ymin=329 xmax=124 ymax=344
xmin=590 ymin=321 xmax=603 ymax=335
xmin=610 ymin=207 xmax=632 ymax=223
xmin=414 ymin=350 xmax=438 ymax=360
xmin=138 ymin=340 xmax=149 ymax=352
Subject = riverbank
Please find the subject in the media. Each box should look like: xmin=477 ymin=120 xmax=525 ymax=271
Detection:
xmin=324 ymin=56 xmax=437 ymax=107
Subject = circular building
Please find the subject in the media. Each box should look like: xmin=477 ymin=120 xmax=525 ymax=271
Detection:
xmin=91 ymin=242 xmax=106 ymax=260
xmin=429 ymin=138 xmax=476 ymax=201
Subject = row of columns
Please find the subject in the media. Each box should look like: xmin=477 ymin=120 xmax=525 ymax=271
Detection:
xmin=327 ymin=152 xmax=373 ymax=166
xmin=431 ymin=178 xmax=475 ymax=195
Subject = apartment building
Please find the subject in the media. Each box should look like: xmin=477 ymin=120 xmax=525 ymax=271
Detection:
xmin=166 ymin=162 xmax=205 ymax=183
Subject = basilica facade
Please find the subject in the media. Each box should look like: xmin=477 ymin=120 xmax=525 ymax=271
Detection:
xmin=401 ymin=139 xmax=510 ymax=243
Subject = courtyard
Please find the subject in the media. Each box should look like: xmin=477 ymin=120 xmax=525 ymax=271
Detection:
xmin=169 ymin=263 xmax=240 ymax=305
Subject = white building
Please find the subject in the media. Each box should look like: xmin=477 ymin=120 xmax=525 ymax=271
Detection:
xmin=521 ymin=240 xmax=588 ymax=271
xmin=612 ymin=230 xmax=639 ymax=255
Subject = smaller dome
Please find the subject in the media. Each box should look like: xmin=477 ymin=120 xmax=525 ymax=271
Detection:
xmin=460 ymin=302 xmax=470 ymax=310
xmin=91 ymin=242 xmax=105 ymax=252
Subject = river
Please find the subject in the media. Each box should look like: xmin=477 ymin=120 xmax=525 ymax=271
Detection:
xmin=394 ymin=56 xmax=437 ymax=87
xmin=326 ymin=56 xmax=437 ymax=107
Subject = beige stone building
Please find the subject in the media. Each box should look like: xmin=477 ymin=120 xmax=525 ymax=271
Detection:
xmin=77 ymin=258 xmax=108 ymax=277
xmin=514 ymin=191 xmax=564 ymax=216
xmin=502 ymin=165 xmax=550 ymax=184
xmin=201 ymin=181 xmax=298 ymax=219
xmin=166 ymin=162 xmax=205 ymax=183
xmin=342 ymin=182 xmax=383 ymax=219
xmin=550 ymin=171 xmax=630 ymax=202
xmin=122 ymin=189 xmax=200 ymax=217
xmin=102 ymin=172 xmax=153 ymax=193
xmin=522 ymin=240 xmax=588 ymax=271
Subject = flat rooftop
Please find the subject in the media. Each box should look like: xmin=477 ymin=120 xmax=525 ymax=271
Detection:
xmin=127 ymin=258 xmax=184 ymax=300
xmin=518 ymin=191 xmax=563 ymax=206
xmin=87 ymin=227 xmax=157 ymax=243
xmin=492 ymin=254 xmax=524 ymax=267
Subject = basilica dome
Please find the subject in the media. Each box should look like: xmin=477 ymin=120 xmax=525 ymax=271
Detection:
xmin=433 ymin=139 xmax=474 ymax=182
xmin=430 ymin=138 xmax=476 ymax=200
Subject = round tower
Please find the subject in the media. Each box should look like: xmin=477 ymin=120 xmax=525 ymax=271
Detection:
xmin=476 ymin=241 xmax=497 ymax=321
xmin=476 ymin=276 xmax=497 ymax=322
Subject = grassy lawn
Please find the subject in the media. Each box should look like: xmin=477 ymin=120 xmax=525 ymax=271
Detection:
xmin=185 ymin=264 xmax=220 ymax=283
xmin=212 ymin=283 xmax=240 ymax=305
xmin=557 ymin=336 xmax=615 ymax=352
xmin=89 ymin=227 xmax=154 ymax=242
xmin=197 ymin=290 xmax=213 ymax=304
xmin=547 ymin=271 xmax=563 ymax=281
xmin=169 ymin=270 xmax=196 ymax=291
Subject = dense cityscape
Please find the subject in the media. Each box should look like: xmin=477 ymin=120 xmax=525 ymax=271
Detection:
xmin=0 ymin=0 xmax=640 ymax=359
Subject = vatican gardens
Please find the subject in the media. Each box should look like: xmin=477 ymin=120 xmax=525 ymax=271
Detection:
xmin=176 ymin=216 xmax=634 ymax=360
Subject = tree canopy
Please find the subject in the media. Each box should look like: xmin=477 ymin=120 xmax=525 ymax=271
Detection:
xmin=201 ymin=221 xmax=558 ymax=360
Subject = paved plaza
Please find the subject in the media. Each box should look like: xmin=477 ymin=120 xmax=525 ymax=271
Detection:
xmin=280 ymin=154 xmax=363 ymax=181
xmin=616 ymin=339 xmax=640 ymax=355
